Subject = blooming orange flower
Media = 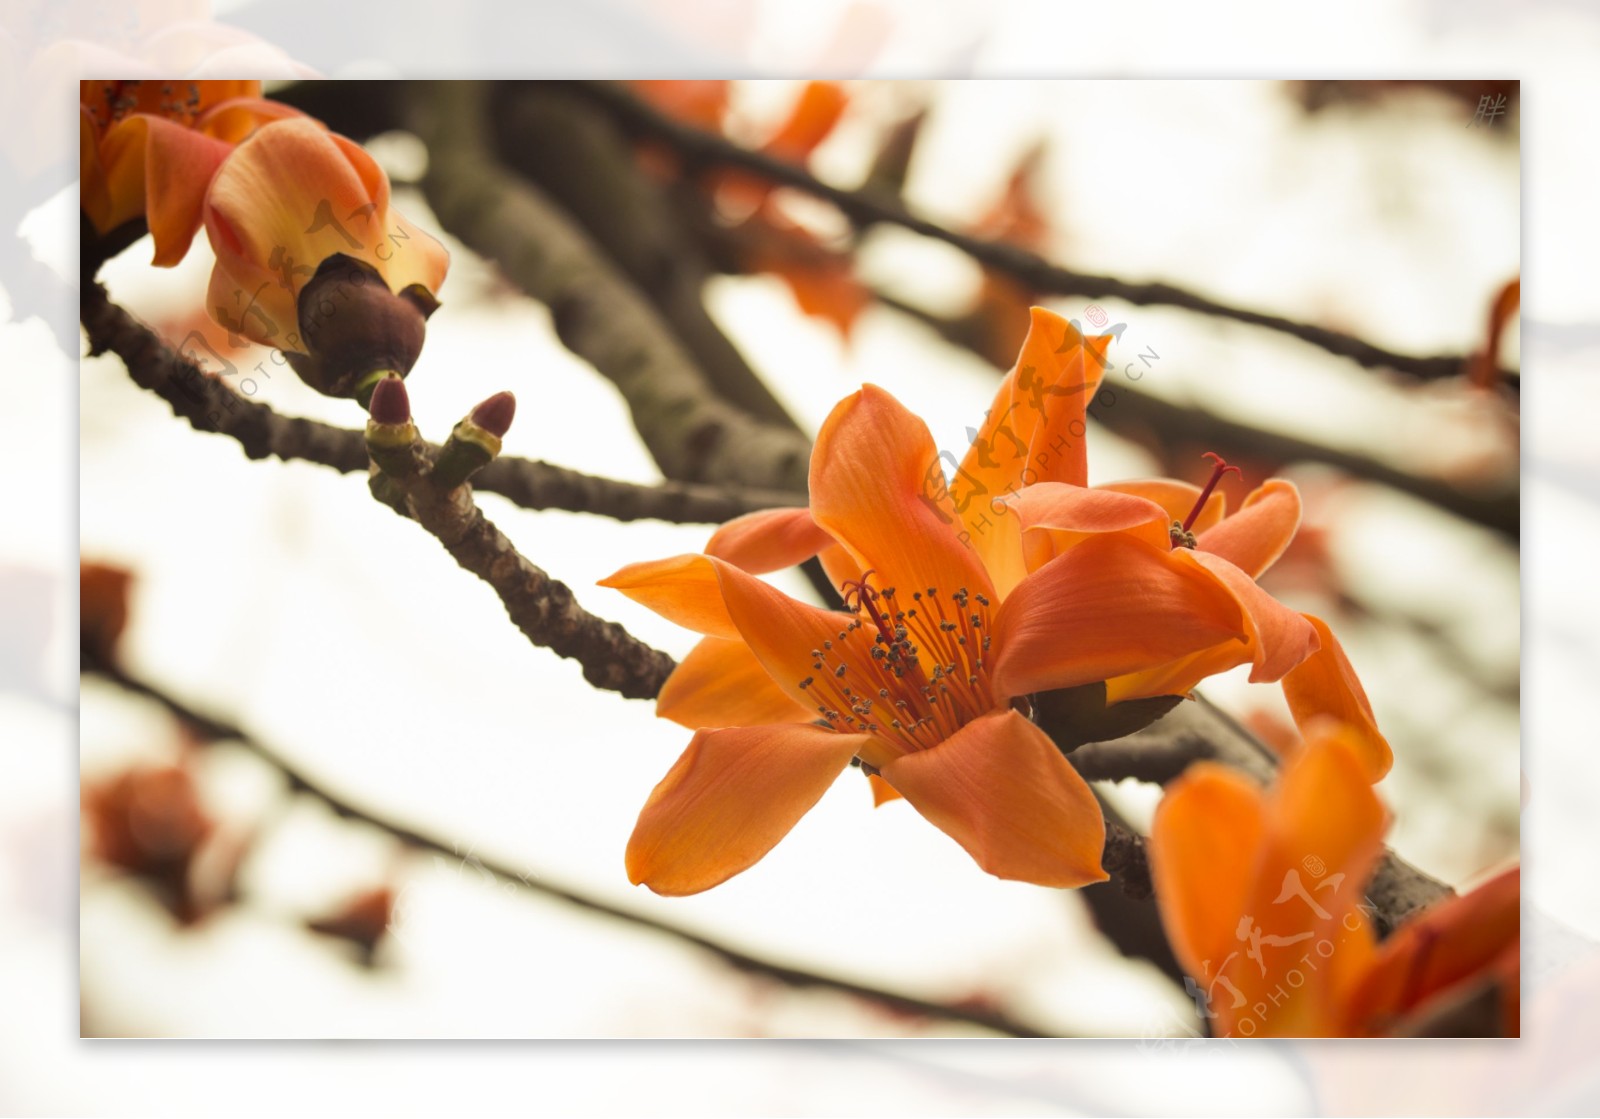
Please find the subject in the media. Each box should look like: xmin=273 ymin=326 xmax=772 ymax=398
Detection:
xmin=602 ymin=313 xmax=1257 ymax=896
xmin=1150 ymin=726 xmax=1518 ymax=1037
xmin=79 ymin=79 xmax=301 ymax=265
xmin=201 ymin=117 xmax=451 ymax=399
xmin=970 ymin=317 xmax=1389 ymax=780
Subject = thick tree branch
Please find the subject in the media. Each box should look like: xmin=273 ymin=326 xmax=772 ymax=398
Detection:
xmin=407 ymin=81 xmax=814 ymax=495
xmin=83 ymin=652 xmax=1057 ymax=1038
xmin=79 ymin=280 xmax=805 ymax=525
xmin=568 ymin=79 xmax=1518 ymax=389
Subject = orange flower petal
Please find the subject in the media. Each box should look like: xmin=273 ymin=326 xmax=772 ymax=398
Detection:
xmin=1103 ymin=478 xmax=1226 ymax=536
xmin=598 ymin=555 xmax=738 ymax=639
xmin=989 ymin=534 xmax=1247 ymax=699
xmin=867 ymin=773 xmax=903 ymax=807
xmin=100 ymin=114 xmax=233 ymax=265
xmin=879 ymin=709 xmax=1107 ymax=888
xmin=1104 ymin=552 xmax=1319 ymax=701
xmin=1196 ymin=479 xmax=1302 ymax=580
xmin=656 ymin=636 xmax=815 ymax=729
xmin=1150 ymin=762 xmax=1267 ymax=979
xmin=1281 ymin=614 xmax=1393 ymax=782
xmin=626 ymin=722 xmax=866 ymax=895
xmin=1010 ymin=480 xmax=1172 ymax=560
xmin=705 ymin=506 xmax=835 ymax=575
xmin=809 ymin=385 xmax=995 ymax=606
xmin=1342 ymin=865 xmax=1520 ymax=1036
xmin=955 ymin=308 xmax=1114 ymax=594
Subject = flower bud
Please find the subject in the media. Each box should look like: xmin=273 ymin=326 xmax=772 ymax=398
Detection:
xmin=202 ymin=117 xmax=449 ymax=400
xmin=364 ymin=375 xmax=421 ymax=478
xmin=430 ymin=391 xmax=516 ymax=489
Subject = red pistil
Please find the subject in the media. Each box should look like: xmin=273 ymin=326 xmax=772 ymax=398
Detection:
xmin=841 ymin=570 xmax=896 ymax=645
xmin=1182 ymin=452 xmax=1242 ymax=532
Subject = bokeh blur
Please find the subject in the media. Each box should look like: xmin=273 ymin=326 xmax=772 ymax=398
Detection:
xmin=3 ymin=0 xmax=1596 ymax=1115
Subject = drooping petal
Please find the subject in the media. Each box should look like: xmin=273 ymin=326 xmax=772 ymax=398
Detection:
xmin=705 ymin=506 xmax=835 ymax=575
xmin=626 ymin=723 xmax=867 ymax=896
xmin=598 ymin=555 xmax=738 ymax=639
xmin=879 ymin=709 xmax=1107 ymax=888
xmin=1281 ymin=614 xmax=1393 ymax=782
xmin=989 ymin=534 xmax=1247 ymax=700
xmin=1340 ymin=865 xmax=1520 ymax=1037
xmin=955 ymin=308 xmax=1115 ymax=594
xmin=656 ymin=636 xmax=816 ymax=729
xmin=99 ymin=114 xmax=234 ymax=265
xmin=1010 ymin=480 xmax=1172 ymax=563
xmin=866 ymin=773 xmax=903 ymax=806
xmin=1197 ymin=479 xmax=1302 ymax=579
xmin=1102 ymin=479 xmax=1226 ymax=536
xmin=809 ymin=384 xmax=995 ymax=608
xmin=1103 ymin=551 xmax=1320 ymax=702
xmin=1150 ymin=762 xmax=1268 ymax=981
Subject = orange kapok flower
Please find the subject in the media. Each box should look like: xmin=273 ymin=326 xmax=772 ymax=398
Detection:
xmin=79 ymin=79 xmax=301 ymax=266
xmin=201 ymin=117 xmax=450 ymax=402
xmin=602 ymin=333 xmax=1254 ymax=894
xmin=982 ymin=323 xmax=1389 ymax=780
xmin=1150 ymin=727 xmax=1518 ymax=1037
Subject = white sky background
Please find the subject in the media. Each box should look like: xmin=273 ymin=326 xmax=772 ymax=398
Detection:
xmin=65 ymin=77 xmax=1521 ymax=1046
xmin=3 ymin=0 xmax=1597 ymax=1108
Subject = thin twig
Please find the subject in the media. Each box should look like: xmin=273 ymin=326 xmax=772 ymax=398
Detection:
xmin=82 ymin=652 xmax=1057 ymax=1038
xmin=370 ymin=439 xmax=677 ymax=701
xmin=566 ymin=79 xmax=1518 ymax=389
xmin=79 ymin=280 xmax=806 ymax=525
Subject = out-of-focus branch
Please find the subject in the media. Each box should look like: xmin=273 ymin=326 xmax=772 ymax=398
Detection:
xmin=491 ymin=85 xmax=805 ymax=432
xmin=407 ymin=81 xmax=814 ymax=496
xmin=79 ymin=281 xmax=806 ymax=525
xmin=566 ymin=80 xmax=1518 ymax=390
xmin=83 ymin=651 xmax=1057 ymax=1038
xmin=877 ymin=290 xmax=1519 ymax=539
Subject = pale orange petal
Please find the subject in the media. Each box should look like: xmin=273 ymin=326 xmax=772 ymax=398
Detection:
xmin=705 ymin=506 xmax=835 ymax=575
xmin=1197 ymin=479 xmax=1302 ymax=579
xmin=1150 ymin=762 xmax=1268 ymax=980
xmin=989 ymin=534 xmax=1247 ymax=699
xmin=100 ymin=114 xmax=233 ymax=266
xmin=656 ymin=636 xmax=815 ymax=729
xmin=598 ymin=555 xmax=738 ymax=639
xmin=809 ymin=385 xmax=995 ymax=606
xmin=1281 ymin=614 xmax=1392 ymax=782
xmin=1103 ymin=478 xmax=1226 ymax=536
xmin=879 ymin=709 xmax=1107 ymax=888
xmin=626 ymin=723 xmax=866 ymax=896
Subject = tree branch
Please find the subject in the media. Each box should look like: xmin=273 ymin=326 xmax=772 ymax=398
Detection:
xmin=407 ymin=81 xmax=814 ymax=495
xmin=366 ymin=435 xmax=677 ymax=701
xmin=83 ymin=651 xmax=1058 ymax=1038
xmin=79 ymin=280 xmax=806 ymax=525
xmin=566 ymin=79 xmax=1517 ymax=390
